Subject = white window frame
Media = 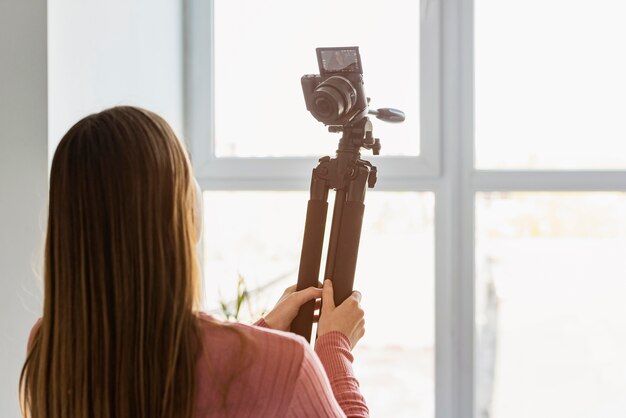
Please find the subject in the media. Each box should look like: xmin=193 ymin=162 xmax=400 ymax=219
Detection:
xmin=184 ymin=1 xmax=626 ymax=417
xmin=184 ymin=0 xmax=441 ymax=191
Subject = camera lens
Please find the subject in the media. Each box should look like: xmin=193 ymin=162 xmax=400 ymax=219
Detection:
xmin=311 ymin=76 xmax=356 ymax=125
xmin=315 ymin=97 xmax=333 ymax=117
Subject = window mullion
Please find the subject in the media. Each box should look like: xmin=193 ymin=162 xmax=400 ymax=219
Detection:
xmin=437 ymin=0 xmax=477 ymax=417
xmin=184 ymin=0 xmax=215 ymax=165
xmin=194 ymin=156 xmax=441 ymax=185
xmin=473 ymin=170 xmax=626 ymax=192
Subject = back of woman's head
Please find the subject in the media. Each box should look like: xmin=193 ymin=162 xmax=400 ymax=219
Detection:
xmin=20 ymin=106 xmax=201 ymax=418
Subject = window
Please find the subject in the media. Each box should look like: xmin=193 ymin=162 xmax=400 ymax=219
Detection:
xmin=185 ymin=1 xmax=626 ymax=417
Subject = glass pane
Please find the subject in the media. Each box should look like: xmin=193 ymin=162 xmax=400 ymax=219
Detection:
xmin=476 ymin=1 xmax=626 ymax=169
xmin=214 ymin=0 xmax=419 ymax=157
xmin=476 ymin=193 xmax=626 ymax=418
xmin=203 ymin=191 xmax=434 ymax=417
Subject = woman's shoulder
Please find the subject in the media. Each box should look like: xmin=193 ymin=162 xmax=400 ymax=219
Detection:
xmin=194 ymin=314 xmax=312 ymax=416
xmin=196 ymin=312 xmax=308 ymax=362
xmin=195 ymin=313 xmax=308 ymax=401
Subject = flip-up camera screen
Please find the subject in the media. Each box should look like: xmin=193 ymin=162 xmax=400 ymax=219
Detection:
xmin=317 ymin=47 xmax=362 ymax=74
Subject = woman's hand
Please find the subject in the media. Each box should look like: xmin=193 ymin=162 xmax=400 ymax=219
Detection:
xmin=317 ymin=279 xmax=365 ymax=349
xmin=263 ymin=284 xmax=322 ymax=332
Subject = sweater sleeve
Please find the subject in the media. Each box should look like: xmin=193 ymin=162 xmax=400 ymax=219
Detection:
xmin=314 ymin=331 xmax=369 ymax=417
xmin=285 ymin=341 xmax=347 ymax=417
xmin=255 ymin=317 xmax=368 ymax=417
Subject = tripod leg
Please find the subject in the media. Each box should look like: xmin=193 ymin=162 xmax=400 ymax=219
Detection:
xmin=324 ymin=189 xmax=347 ymax=282
xmin=291 ymin=172 xmax=329 ymax=342
xmin=329 ymin=166 xmax=370 ymax=307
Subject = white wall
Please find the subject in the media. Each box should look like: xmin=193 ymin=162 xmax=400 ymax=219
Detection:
xmin=0 ymin=1 xmax=183 ymax=416
xmin=0 ymin=1 xmax=48 ymax=416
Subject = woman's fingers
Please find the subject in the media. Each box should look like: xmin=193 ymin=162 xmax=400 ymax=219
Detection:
xmin=285 ymin=281 xmax=322 ymax=295
xmin=283 ymin=284 xmax=298 ymax=295
xmin=293 ymin=286 xmax=322 ymax=305
xmin=283 ymin=282 xmax=341 ymax=318
xmin=321 ymin=280 xmax=335 ymax=313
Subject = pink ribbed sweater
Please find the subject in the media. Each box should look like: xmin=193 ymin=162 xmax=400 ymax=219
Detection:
xmin=195 ymin=313 xmax=369 ymax=417
xmin=27 ymin=315 xmax=369 ymax=417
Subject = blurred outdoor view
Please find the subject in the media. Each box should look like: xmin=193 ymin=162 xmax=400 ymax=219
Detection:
xmin=203 ymin=191 xmax=435 ymax=418
xmin=476 ymin=193 xmax=626 ymax=418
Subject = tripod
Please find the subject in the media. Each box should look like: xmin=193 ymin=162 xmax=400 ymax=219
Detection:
xmin=290 ymin=109 xmax=402 ymax=342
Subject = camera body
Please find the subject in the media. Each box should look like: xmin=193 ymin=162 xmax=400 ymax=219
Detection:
xmin=301 ymin=47 xmax=369 ymax=127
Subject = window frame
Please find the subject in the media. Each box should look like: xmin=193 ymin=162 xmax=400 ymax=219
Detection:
xmin=184 ymin=0 xmax=441 ymax=192
xmin=184 ymin=1 xmax=626 ymax=417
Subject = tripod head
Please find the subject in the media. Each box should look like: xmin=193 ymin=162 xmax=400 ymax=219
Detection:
xmin=328 ymin=106 xmax=406 ymax=156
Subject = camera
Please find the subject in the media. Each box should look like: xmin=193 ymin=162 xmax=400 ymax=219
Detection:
xmin=301 ymin=47 xmax=369 ymax=127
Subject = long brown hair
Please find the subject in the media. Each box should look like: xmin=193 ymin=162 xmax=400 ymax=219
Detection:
xmin=20 ymin=106 xmax=202 ymax=418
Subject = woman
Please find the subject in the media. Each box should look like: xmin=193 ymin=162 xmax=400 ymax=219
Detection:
xmin=20 ymin=106 xmax=368 ymax=417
